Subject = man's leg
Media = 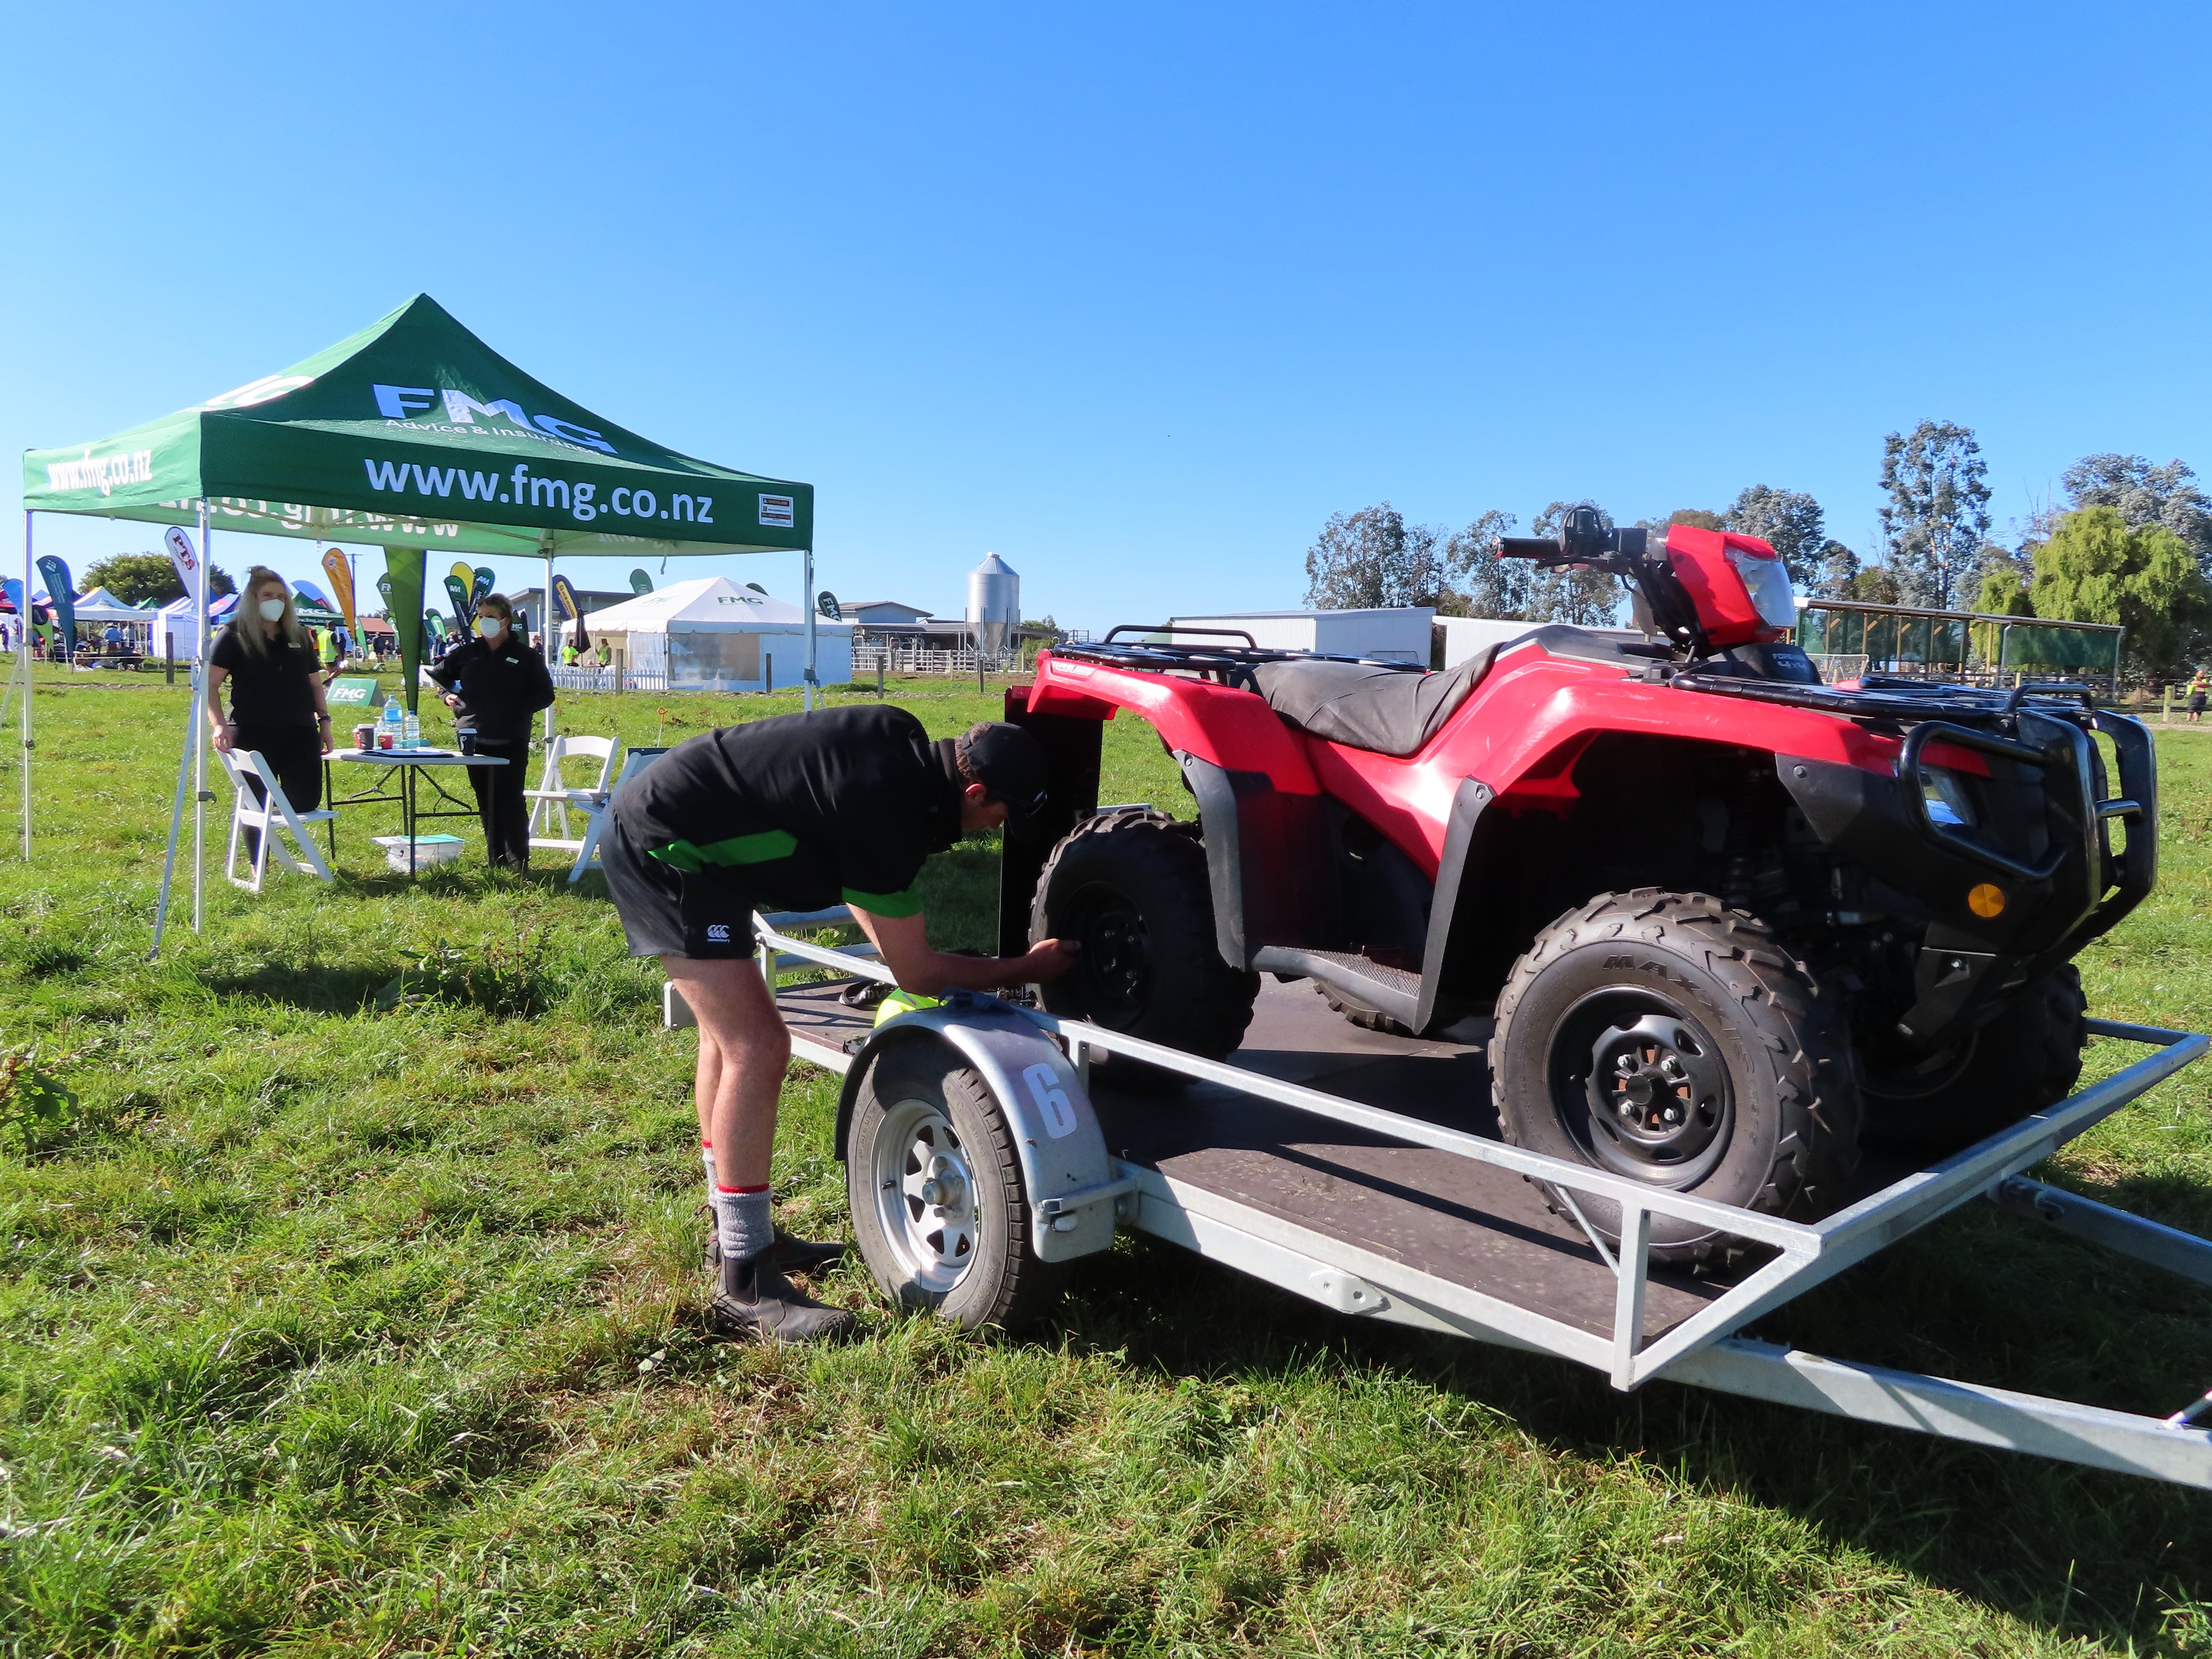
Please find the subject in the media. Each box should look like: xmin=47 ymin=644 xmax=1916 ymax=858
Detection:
xmin=663 ymin=955 xmax=852 ymax=1342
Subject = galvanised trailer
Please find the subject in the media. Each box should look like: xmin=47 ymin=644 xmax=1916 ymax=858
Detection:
xmin=672 ymin=906 xmax=2212 ymax=1489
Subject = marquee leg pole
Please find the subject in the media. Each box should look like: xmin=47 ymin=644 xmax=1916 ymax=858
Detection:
xmin=802 ymin=546 xmax=817 ymax=712
xmin=150 ymin=654 xmax=199 ymax=958
xmin=192 ymin=502 xmax=211 ymax=933
xmin=20 ymin=511 xmax=32 ymax=861
xmin=541 ymin=534 xmax=558 ymax=748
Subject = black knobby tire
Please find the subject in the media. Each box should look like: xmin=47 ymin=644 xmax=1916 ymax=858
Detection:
xmin=847 ymin=1043 xmax=1068 ymax=1330
xmin=1030 ymin=811 xmax=1260 ymax=1076
xmin=1319 ymin=983 xmax=1414 ymax=1037
xmin=1861 ymin=965 xmax=2088 ymax=1158
xmin=1490 ymin=889 xmax=1862 ymax=1263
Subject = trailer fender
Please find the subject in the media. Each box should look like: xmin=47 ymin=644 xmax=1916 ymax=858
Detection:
xmin=834 ymin=997 xmax=1121 ymax=1264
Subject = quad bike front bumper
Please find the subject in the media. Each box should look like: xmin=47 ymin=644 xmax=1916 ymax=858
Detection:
xmin=1777 ymin=703 xmax=2155 ymax=1051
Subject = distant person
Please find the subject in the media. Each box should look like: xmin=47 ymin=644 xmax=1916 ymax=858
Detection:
xmin=207 ymin=569 xmax=332 ymax=859
xmin=317 ymin=623 xmax=341 ymax=678
xmin=2189 ymin=672 xmax=2207 ymax=724
xmin=559 ymin=638 xmax=579 ymax=667
xmin=594 ymin=638 xmax=612 ymax=669
xmin=427 ymin=594 xmax=555 ymax=869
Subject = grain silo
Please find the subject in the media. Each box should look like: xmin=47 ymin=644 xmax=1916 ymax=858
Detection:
xmin=966 ymin=552 xmax=1020 ymax=661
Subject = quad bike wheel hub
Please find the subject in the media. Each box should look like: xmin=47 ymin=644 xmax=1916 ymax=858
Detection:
xmin=1568 ymin=1007 xmax=1732 ymax=1179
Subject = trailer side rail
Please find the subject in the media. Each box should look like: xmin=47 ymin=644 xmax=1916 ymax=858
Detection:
xmin=749 ymin=911 xmax=2212 ymax=1488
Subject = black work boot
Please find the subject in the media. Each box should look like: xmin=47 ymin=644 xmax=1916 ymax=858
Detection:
xmin=701 ymin=1215 xmax=849 ymax=1275
xmin=711 ymin=1250 xmax=856 ymax=1344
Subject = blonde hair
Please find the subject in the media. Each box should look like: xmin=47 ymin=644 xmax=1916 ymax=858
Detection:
xmin=227 ymin=567 xmax=310 ymax=658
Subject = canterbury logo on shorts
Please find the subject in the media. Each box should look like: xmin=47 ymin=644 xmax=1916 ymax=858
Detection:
xmin=706 ymin=923 xmax=731 ymax=942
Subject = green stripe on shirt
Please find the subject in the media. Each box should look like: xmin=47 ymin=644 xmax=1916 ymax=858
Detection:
xmin=841 ymin=886 xmax=923 ymax=919
xmin=646 ymin=829 xmax=799 ymax=873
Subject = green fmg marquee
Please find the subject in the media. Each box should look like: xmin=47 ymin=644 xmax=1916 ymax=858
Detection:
xmin=16 ymin=295 xmax=819 ymax=929
xmin=23 ymin=292 xmax=816 ymax=705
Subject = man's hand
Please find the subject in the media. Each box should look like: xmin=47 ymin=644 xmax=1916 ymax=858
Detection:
xmin=442 ymin=693 xmax=461 ymax=708
xmin=850 ymin=908 xmax=1080 ymax=996
xmin=1020 ymin=937 xmax=1079 ymax=984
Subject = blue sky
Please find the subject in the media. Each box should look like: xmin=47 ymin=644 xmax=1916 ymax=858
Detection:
xmin=5 ymin=2 xmax=2207 ymax=633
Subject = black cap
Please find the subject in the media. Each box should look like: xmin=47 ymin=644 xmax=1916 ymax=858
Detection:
xmin=955 ymin=722 xmax=1051 ymax=825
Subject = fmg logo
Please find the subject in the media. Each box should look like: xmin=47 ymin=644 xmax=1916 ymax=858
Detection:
xmin=372 ymin=384 xmax=616 ymax=455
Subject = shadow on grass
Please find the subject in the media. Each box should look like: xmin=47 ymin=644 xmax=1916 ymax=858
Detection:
xmin=1049 ymin=1223 xmax=2212 ymax=1650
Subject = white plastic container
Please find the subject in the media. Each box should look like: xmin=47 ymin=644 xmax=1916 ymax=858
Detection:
xmin=371 ymin=833 xmax=466 ymax=873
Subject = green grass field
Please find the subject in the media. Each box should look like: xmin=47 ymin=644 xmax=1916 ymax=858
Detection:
xmin=1 ymin=664 xmax=2209 ymax=1657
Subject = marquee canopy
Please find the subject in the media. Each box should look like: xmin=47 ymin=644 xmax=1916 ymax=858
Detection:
xmin=22 ymin=293 xmax=814 ymax=560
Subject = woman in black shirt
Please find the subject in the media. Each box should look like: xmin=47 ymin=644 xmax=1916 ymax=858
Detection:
xmin=426 ymin=593 xmax=555 ymax=869
xmin=207 ymin=568 xmax=332 ymax=854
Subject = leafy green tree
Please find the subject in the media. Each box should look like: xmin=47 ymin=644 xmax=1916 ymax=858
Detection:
xmin=2061 ymin=454 xmax=2212 ymax=573
xmin=1302 ymin=504 xmax=1446 ymax=610
xmin=1810 ymin=539 xmax=1862 ymax=598
xmin=1660 ymin=507 xmax=1726 ymax=531
xmin=1973 ymin=559 xmax=2035 ymax=617
xmin=1847 ymin=564 xmax=1901 ymax=606
xmin=1726 ymin=486 xmax=1825 ymax=587
xmin=82 ymin=553 xmax=234 ymax=606
xmin=2030 ymin=506 xmax=2210 ymax=672
xmin=1879 ymin=420 xmax=1990 ymax=610
xmin=1441 ymin=508 xmax=1525 ymax=619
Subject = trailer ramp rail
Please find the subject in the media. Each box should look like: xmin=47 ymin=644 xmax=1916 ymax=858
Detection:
xmin=748 ymin=910 xmax=2212 ymax=1489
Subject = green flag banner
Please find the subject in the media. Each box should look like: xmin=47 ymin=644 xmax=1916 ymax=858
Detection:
xmin=383 ymin=549 xmax=425 ymax=714
xmin=23 ymin=294 xmax=813 ymax=560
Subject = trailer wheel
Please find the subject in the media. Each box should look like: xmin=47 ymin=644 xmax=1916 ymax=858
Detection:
xmin=1318 ymin=982 xmax=1414 ymax=1037
xmin=1491 ymin=890 xmax=1862 ymax=1264
xmin=847 ymin=1043 xmax=1069 ymax=1329
xmin=1861 ymin=965 xmax=2087 ymax=1157
xmin=1030 ymin=811 xmax=1259 ymax=1083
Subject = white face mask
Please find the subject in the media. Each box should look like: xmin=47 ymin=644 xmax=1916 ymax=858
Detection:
xmin=257 ymin=598 xmax=286 ymax=622
xmin=475 ymin=617 xmax=504 ymax=638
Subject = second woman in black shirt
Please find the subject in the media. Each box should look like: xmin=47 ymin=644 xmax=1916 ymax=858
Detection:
xmin=427 ymin=593 xmax=556 ymax=869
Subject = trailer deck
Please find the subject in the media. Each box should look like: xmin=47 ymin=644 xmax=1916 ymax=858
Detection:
xmin=725 ymin=918 xmax=2212 ymax=1489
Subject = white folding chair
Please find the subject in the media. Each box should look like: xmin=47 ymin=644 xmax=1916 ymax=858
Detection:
xmin=221 ymin=748 xmax=336 ymax=891
xmin=568 ymin=745 xmax=669 ymax=885
xmin=525 ymin=735 xmax=622 ymax=855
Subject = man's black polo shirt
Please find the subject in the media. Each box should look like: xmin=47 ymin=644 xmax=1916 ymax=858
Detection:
xmin=611 ymin=704 xmax=963 ymax=918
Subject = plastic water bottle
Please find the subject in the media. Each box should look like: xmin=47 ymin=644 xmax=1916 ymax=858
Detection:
xmin=402 ymin=710 xmax=421 ymax=750
xmin=379 ymin=702 xmax=401 ymax=749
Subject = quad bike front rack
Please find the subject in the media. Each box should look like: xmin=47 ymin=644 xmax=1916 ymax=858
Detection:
xmin=690 ymin=907 xmax=2212 ymax=1490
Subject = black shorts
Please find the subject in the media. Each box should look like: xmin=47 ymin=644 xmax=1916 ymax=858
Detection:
xmin=598 ymin=812 xmax=762 ymax=960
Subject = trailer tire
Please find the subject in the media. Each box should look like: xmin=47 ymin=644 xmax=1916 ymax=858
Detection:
xmin=1861 ymin=965 xmax=2087 ymax=1158
xmin=1030 ymin=811 xmax=1259 ymax=1085
xmin=1491 ymin=890 xmax=1862 ymax=1264
xmin=847 ymin=1043 xmax=1068 ymax=1330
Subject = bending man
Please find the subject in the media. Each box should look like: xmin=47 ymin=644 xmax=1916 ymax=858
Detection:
xmin=600 ymin=707 xmax=1075 ymax=1342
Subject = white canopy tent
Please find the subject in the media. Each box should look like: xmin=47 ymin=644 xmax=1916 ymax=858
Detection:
xmin=582 ymin=576 xmax=853 ymax=693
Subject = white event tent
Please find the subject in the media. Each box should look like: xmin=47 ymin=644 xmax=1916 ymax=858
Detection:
xmin=583 ymin=576 xmax=853 ymax=693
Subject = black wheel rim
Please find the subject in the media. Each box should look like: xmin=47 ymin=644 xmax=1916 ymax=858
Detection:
xmin=1545 ymin=989 xmax=1735 ymax=1187
xmin=1064 ymin=882 xmax=1152 ymax=1026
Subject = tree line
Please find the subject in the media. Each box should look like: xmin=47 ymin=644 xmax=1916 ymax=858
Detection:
xmin=1304 ymin=422 xmax=2212 ymax=672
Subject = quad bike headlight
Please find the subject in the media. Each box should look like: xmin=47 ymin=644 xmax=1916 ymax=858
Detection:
xmin=1725 ymin=547 xmax=1801 ymax=630
xmin=1919 ymin=765 xmax=1978 ymax=828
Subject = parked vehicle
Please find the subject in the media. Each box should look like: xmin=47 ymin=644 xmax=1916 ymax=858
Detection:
xmin=1001 ymin=509 xmax=2156 ymax=1260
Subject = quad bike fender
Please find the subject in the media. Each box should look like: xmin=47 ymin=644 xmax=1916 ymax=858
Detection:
xmin=833 ymin=998 xmax=1123 ymax=1264
xmin=1027 ymin=654 xmax=1320 ymax=791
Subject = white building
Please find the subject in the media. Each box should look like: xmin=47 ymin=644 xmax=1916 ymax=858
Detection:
xmin=578 ymin=576 xmax=853 ymax=693
xmin=1164 ymin=608 xmax=1435 ymax=664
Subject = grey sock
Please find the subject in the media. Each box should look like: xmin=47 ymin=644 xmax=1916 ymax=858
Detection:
xmin=714 ymin=1187 xmax=775 ymax=1264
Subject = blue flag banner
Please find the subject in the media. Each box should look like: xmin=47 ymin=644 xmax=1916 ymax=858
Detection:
xmin=35 ymin=556 xmax=75 ymax=650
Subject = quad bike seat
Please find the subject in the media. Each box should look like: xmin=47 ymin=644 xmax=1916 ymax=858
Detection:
xmin=1250 ymin=626 xmax=1647 ymax=757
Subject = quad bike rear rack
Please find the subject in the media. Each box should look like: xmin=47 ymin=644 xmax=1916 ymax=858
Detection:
xmin=687 ymin=908 xmax=2212 ymax=1489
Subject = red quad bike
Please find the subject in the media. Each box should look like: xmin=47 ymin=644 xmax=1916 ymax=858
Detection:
xmin=996 ymin=509 xmax=2157 ymax=1263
